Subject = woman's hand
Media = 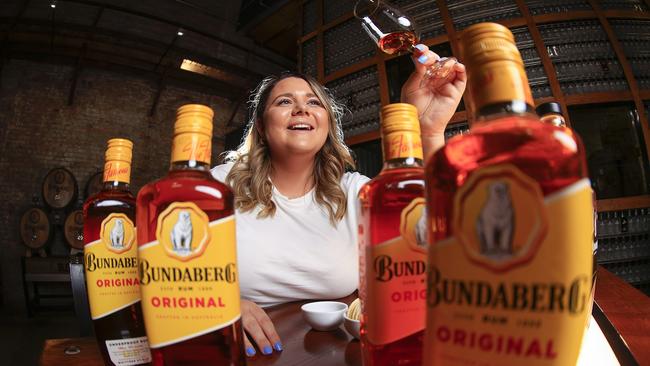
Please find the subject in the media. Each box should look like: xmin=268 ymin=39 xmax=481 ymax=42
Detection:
xmin=241 ymin=299 xmax=283 ymax=357
xmin=401 ymin=44 xmax=467 ymax=159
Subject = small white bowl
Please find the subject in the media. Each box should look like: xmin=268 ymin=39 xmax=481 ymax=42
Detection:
xmin=301 ymin=301 xmax=347 ymax=331
xmin=343 ymin=313 xmax=360 ymax=339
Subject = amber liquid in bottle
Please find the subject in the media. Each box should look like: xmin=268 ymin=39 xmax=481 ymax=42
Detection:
xmin=136 ymin=105 xmax=245 ymax=366
xmin=423 ymin=23 xmax=593 ymax=366
xmin=83 ymin=139 xmax=151 ymax=366
xmin=358 ymin=103 xmax=426 ymax=366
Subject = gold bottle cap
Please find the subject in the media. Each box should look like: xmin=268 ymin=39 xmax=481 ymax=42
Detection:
xmin=459 ymin=22 xmax=533 ymax=114
xmin=174 ymin=104 xmax=214 ymax=136
xmin=460 ymin=23 xmax=521 ymax=66
xmin=380 ymin=103 xmax=423 ymax=161
xmin=380 ymin=103 xmax=421 ymax=134
xmin=105 ymin=138 xmax=133 ymax=163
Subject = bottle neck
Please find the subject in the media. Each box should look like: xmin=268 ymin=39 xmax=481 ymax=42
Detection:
xmin=169 ymin=161 xmax=211 ymax=172
xmin=468 ymin=57 xmax=535 ymax=122
xmin=540 ymin=113 xmax=566 ymax=127
xmin=383 ymin=157 xmax=423 ymax=170
xmin=382 ymin=130 xmax=424 ymax=168
xmin=102 ymin=180 xmax=130 ymax=191
xmin=103 ymin=160 xmax=131 ymax=185
xmin=171 ymin=132 xmax=212 ymax=167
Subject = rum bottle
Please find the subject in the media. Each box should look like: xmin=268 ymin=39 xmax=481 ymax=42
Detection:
xmin=83 ymin=138 xmax=152 ymax=366
xmin=136 ymin=104 xmax=245 ymax=365
xmin=535 ymin=101 xmax=566 ymax=127
xmin=358 ymin=103 xmax=427 ymax=365
xmin=536 ymin=101 xmax=598 ymax=323
xmin=423 ymin=23 xmax=593 ymax=365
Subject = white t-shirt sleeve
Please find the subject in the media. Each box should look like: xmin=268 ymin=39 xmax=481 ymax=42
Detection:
xmin=341 ymin=171 xmax=371 ymax=201
xmin=210 ymin=162 xmax=234 ymax=183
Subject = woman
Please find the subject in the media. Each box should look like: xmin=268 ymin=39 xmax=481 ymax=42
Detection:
xmin=211 ymin=45 xmax=466 ymax=357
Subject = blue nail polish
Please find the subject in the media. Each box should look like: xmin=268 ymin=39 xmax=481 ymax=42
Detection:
xmin=246 ymin=347 xmax=256 ymax=357
xmin=418 ymin=55 xmax=429 ymax=64
xmin=262 ymin=345 xmax=273 ymax=355
xmin=274 ymin=342 xmax=283 ymax=352
xmin=414 ymin=44 xmax=426 ymax=52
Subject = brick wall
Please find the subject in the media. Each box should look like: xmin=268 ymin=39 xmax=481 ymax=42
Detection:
xmin=0 ymin=59 xmax=244 ymax=315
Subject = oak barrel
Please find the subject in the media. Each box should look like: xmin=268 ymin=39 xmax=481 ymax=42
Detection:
xmin=19 ymin=207 xmax=52 ymax=249
xmin=42 ymin=168 xmax=78 ymax=209
xmin=84 ymin=171 xmax=103 ymax=199
xmin=64 ymin=210 xmax=84 ymax=250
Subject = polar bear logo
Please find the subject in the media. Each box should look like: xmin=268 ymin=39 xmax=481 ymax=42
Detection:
xmin=415 ymin=207 xmax=428 ymax=248
xmin=110 ymin=219 xmax=125 ymax=248
xmin=171 ymin=211 xmax=193 ymax=254
xmin=476 ymin=182 xmax=514 ymax=259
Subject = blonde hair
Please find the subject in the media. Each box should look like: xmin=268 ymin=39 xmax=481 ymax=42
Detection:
xmin=224 ymin=72 xmax=355 ymax=225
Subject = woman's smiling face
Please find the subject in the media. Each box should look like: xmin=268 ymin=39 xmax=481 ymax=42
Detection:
xmin=260 ymin=77 xmax=330 ymax=159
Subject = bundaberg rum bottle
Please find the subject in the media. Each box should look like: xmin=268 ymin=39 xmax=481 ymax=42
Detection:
xmin=136 ymin=105 xmax=245 ymax=365
xmin=83 ymin=138 xmax=152 ymax=366
xmin=536 ymin=101 xmax=598 ymax=327
xmin=423 ymin=23 xmax=593 ymax=365
xmin=358 ymin=103 xmax=427 ymax=365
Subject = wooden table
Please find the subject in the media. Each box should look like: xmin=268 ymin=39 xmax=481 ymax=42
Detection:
xmin=40 ymin=267 xmax=649 ymax=366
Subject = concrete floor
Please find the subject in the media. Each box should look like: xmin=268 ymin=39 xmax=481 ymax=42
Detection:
xmin=0 ymin=311 xmax=82 ymax=366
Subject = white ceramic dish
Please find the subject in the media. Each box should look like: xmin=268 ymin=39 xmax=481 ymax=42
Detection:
xmin=301 ymin=301 xmax=348 ymax=331
xmin=343 ymin=312 xmax=360 ymax=339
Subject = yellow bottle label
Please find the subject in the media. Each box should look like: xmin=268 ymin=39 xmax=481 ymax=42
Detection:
xmin=383 ymin=131 xmax=423 ymax=161
xmin=171 ymin=133 xmax=211 ymax=164
xmin=138 ymin=202 xmax=240 ymax=348
xmin=103 ymin=161 xmax=131 ymax=184
xmin=365 ymin=198 xmax=427 ymax=345
xmin=85 ymin=213 xmax=140 ymax=319
xmin=424 ymin=165 xmax=592 ymax=366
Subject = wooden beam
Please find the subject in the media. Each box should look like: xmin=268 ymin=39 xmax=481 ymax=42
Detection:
xmin=149 ymin=70 xmax=166 ymax=117
xmin=532 ymin=11 xmax=597 ymax=25
xmin=588 ymin=0 xmax=650 ymax=170
xmin=597 ymin=195 xmax=650 ymax=211
xmin=345 ymin=130 xmax=380 ymax=146
xmin=225 ymin=93 xmax=248 ymax=128
xmin=68 ymin=7 xmax=103 ymax=106
xmin=298 ymin=1 xmax=304 ymax=73
xmin=376 ymin=56 xmax=389 ymax=107
xmin=436 ymin=0 xmax=473 ymax=125
xmin=565 ymin=91 xmax=634 ymax=105
xmin=316 ymin=0 xmax=324 ymax=82
xmin=602 ymin=10 xmax=650 ymax=20
xmin=67 ymin=43 xmax=86 ymax=106
xmin=58 ymin=0 xmax=290 ymax=70
xmin=516 ymin=0 xmax=572 ymax=126
xmin=323 ymin=57 xmax=376 ymax=84
xmin=1 ymin=0 xmax=30 ymax=45
xmin=154 ymin=34 xmax=179 ymax=72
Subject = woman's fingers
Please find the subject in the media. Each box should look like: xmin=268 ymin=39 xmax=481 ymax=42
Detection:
xmin=411 ymin=44 xmax=442 ymax=74
xmin=243 ymin=310 xmax=274 ymax=355
xmin=240 ymin=299 xmax=282 ymax=356
xmin=252 ymin=305 xmax=283 ymax=352
xmin=243 ymin=333 xmax=257 ymax=357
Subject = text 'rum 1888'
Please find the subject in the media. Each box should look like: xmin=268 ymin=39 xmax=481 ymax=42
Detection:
xmin=136 ymin=104 xmax=245 ymax=365
xmin=358 ymin=103 xmax=426 ymax=365
xmin=83 ymin=138 xmax=152 ymax=366
xmin=423 ymin=23 xmax=593 ymax=365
